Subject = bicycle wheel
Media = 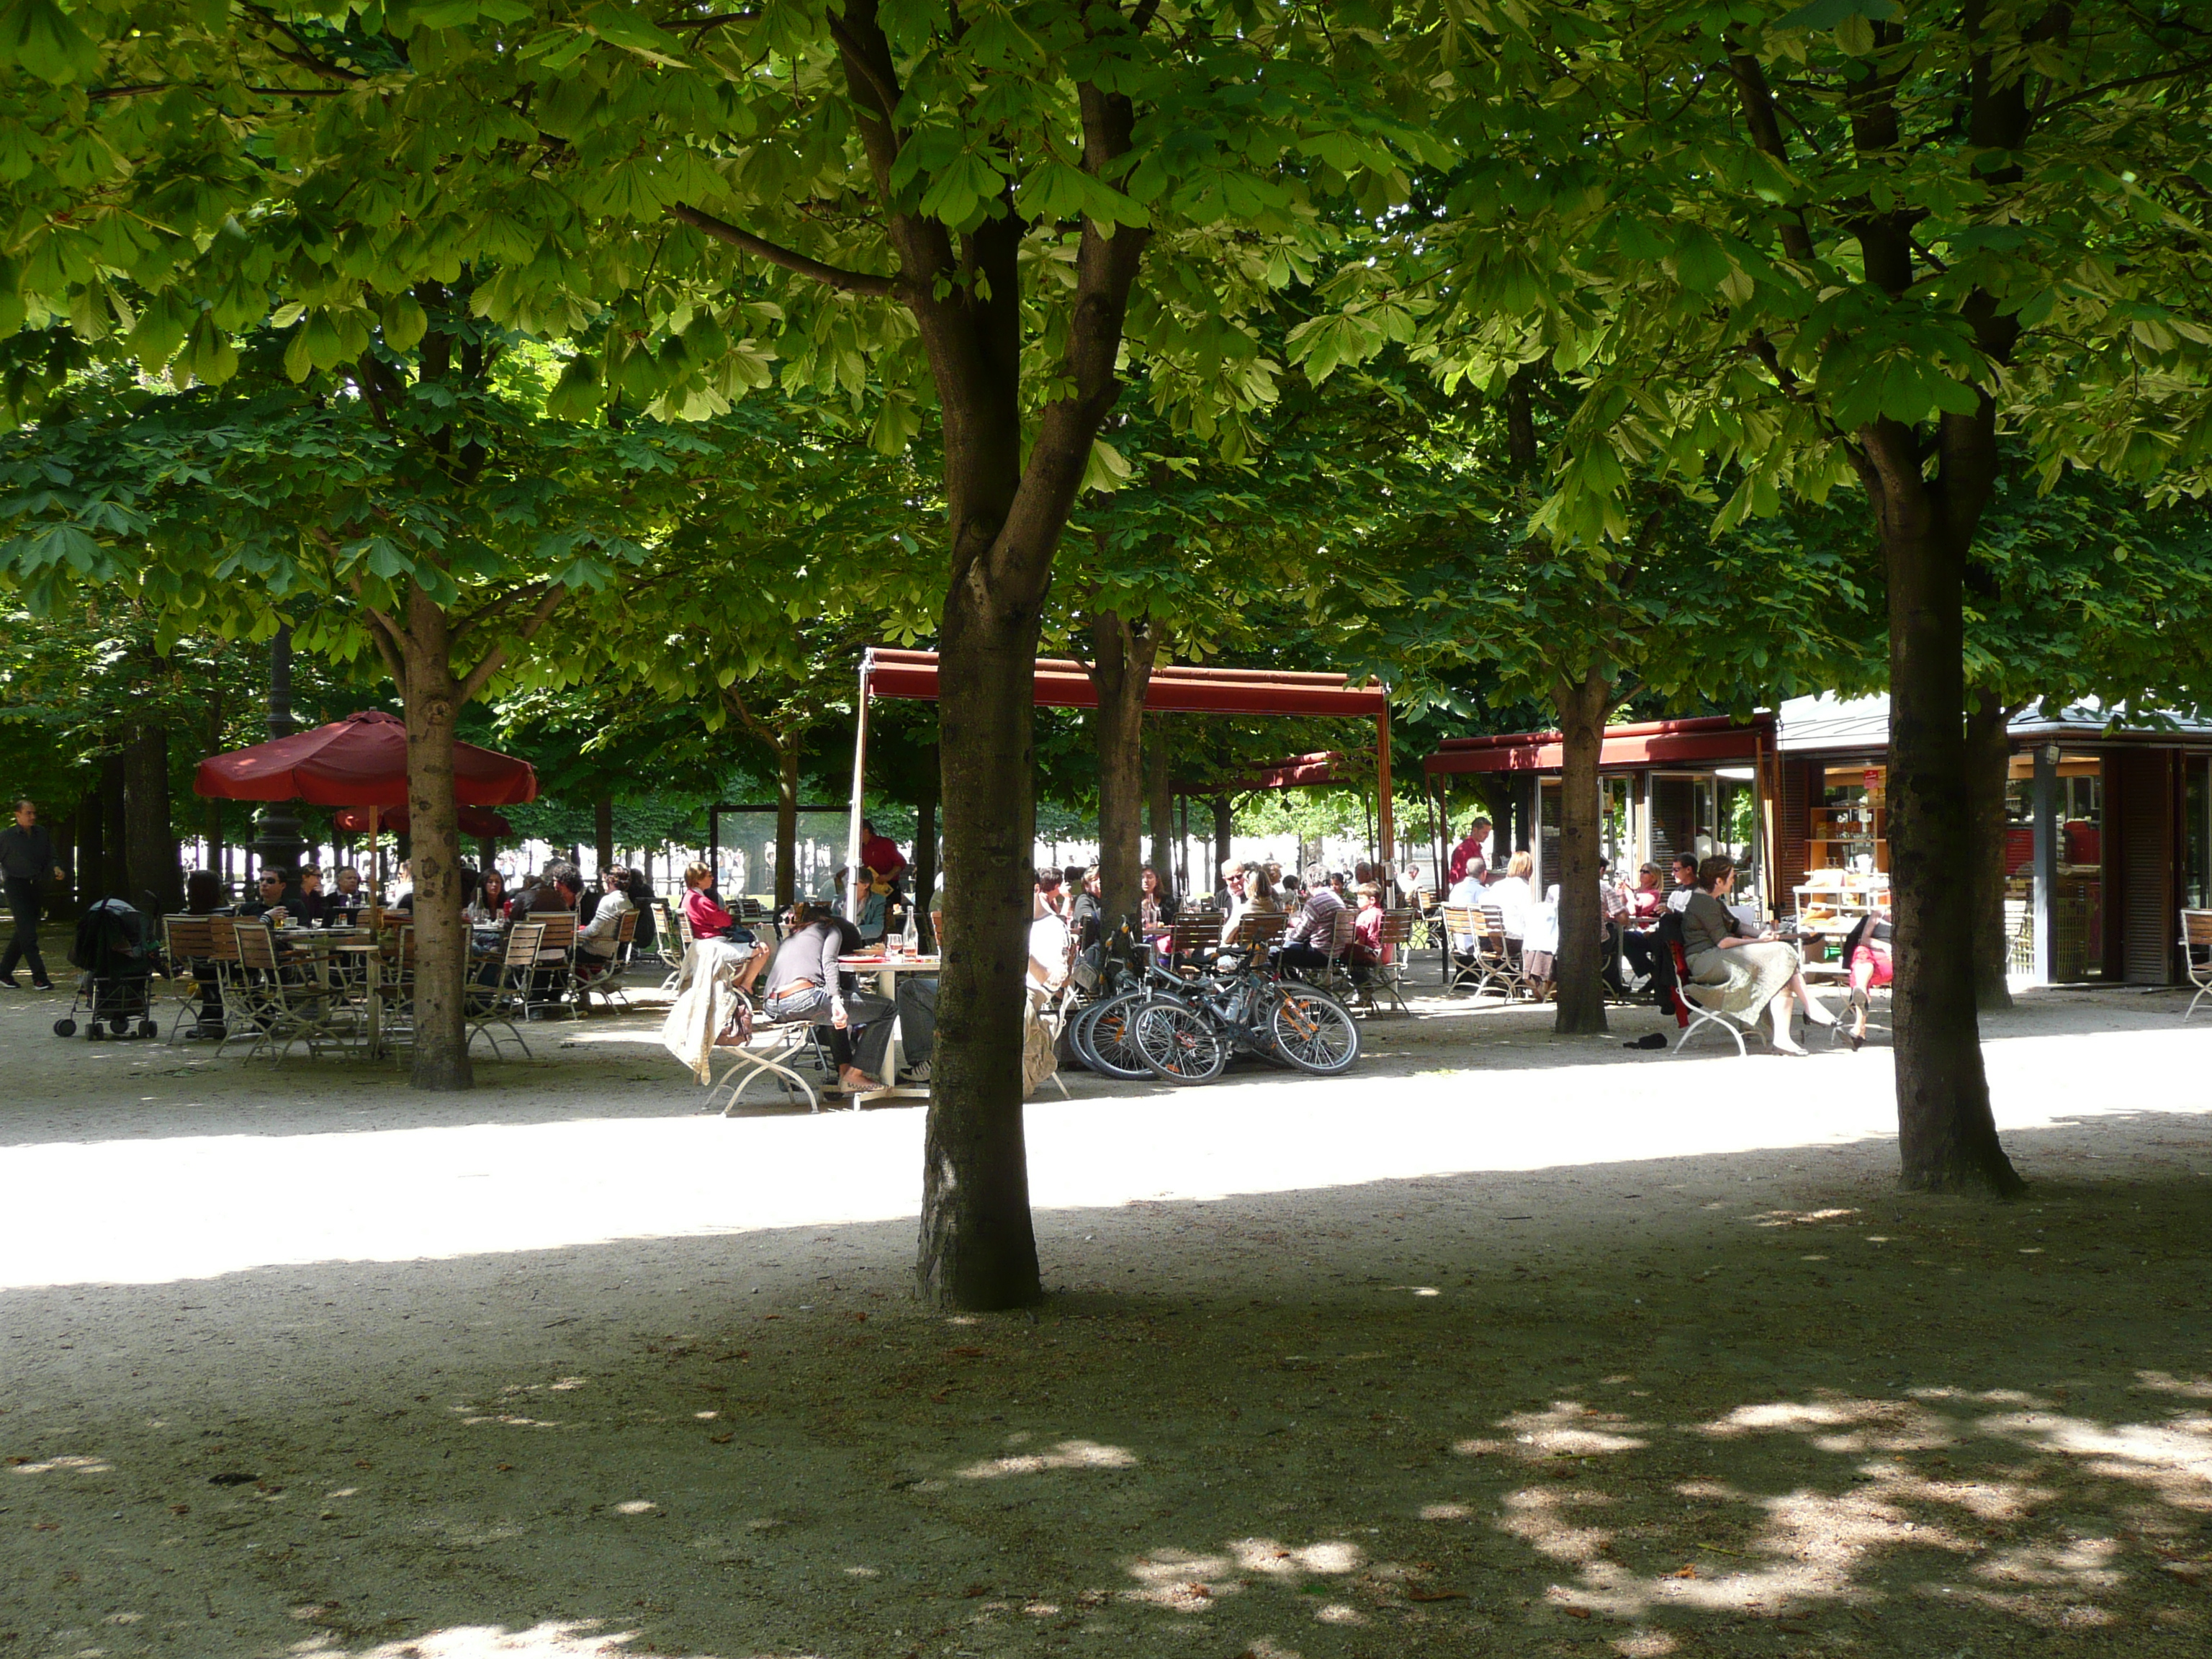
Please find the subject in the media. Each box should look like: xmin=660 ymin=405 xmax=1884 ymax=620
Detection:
xmin=1268 ymin=986 xmax=1362 ymax=1074
xmin=1131 ymin=999 xmax=1228 ymax=1085
xmin=1079 ymin=994 xmax=1155 ymax=1082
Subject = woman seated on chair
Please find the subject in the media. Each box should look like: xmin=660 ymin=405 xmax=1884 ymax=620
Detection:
xmin=681 ymin=862 xmax=768 ymax=994
xmin=464 ymin=868 xmax=508 ymax=927
xmin=577 ymin=867 xmax=644 ymax=981
xmin=762 ymin=902 xmax=891 ymax=1095
xmin=1219 ymin=862 xmax=1281 ymax=948
xmin=1838 ymin=912 xmax=1894 ymax=1052
xmin=1681 ymin=855 xmax=1835 ymax=1055
xmin=1485 ymin=851 xmax=1537 ymax=942
xmin=1139 ymin=866 xmax=1175 ymax=938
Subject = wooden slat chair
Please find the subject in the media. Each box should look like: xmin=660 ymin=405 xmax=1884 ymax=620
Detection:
xmin=659 ymin=902 xmax=697 ymax=992
xmin=376 ymin=925 xmax=418 ymax=1053
xmin=1228 ymin=909 xmax=1290 ymax=961
xmin=1166 ymin=916 xmax=1223 ymax=973
xmin=1477 ymin=904 xmax=1534 ymax=1001
xmin=1438 ymin=905 xmax=1490 ymax=993
xmin=160 ymin=916 xmax=217 ymax=1043
xmin=573 ymin=909 xmax=639 ymax=1012
xmin=232 ymin=920 xmax=352 ymax=1062
xmin=1352 ymin=909 xmax=1419 ymax=1016
xmin=468 ymin=922 xmax=542 ymax=1058
xmin=202 ymin=915 xmax=258 ymax=1057
xmin=525 ymin=913 xmax=580 ymax=1021
xmin=2182 ymin=910 xmax=2212 ymax=1022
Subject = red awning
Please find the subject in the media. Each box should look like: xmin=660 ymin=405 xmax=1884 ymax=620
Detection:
xmin=332 ymin=804 xmax=516 ymax=839
xmin=1422 ymin=714 xmax=1773 ymax=776
xmin=864 ymin=648 xmax=1386 ymax=718
xmin=194 ymin=711 xmax=539 ymax=808
xmin=1242 ymin=751 xmax=1345 ymax=789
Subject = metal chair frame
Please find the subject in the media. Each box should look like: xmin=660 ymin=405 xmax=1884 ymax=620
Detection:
xmin=160 ymin=915 xmax=217 ymax=1043
xmin=573 ymin=908 xmax=639 ymax=1011
xmin=523 ymin=912 xmax=580 ymax=1021
xmin=1477 ymin=904 xmax=1534 ymax=1001
xmin=709 ymin=993 xmax=829 ymax=1114
xmin=1349 ymin=909 xmax=1417 ymax=1016
xmin=1438 ymin=905 xmax=1490 ymax=994
xmin=232 ymin=921 xmax=356 ymax=1062
xmin=1665 ymin=937 xmax=1763 ymax=1058
xmin=468 ymin=922 xmax=542 ymax=1058
xmin=2182 ymin=910 xmax=2212 ymax=1022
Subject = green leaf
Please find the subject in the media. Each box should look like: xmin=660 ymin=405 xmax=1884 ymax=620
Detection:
xmin=0 ymin=0 xmax=101 ymax=85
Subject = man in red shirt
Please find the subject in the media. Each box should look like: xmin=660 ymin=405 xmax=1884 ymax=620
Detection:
xmin=858 ymin=819 xmax=907 ymax=886
xmin=1447 ymin=817 xmax=1493 ymax=886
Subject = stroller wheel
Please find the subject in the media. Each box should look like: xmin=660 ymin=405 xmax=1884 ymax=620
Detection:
xmin=109 ymin=1015 xmax=132 ymax=1036
xmin=86 ymin=1024 xmax=102 ymax=1040
xmin=53 ymin=1018 xmax=76 ymax=1037
xmin=137 ymin=1019 xmax=159 ymax=1039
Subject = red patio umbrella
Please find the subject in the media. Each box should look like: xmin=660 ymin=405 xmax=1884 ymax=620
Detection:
xmin=333 ymin=804 xmax=516 ymax=839
xmin=194 ymin=710 xmax=538 ymax=808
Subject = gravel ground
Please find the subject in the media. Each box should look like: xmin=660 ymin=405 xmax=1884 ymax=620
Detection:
xmin=1 ymin=956 xmax=2207 ymax=1659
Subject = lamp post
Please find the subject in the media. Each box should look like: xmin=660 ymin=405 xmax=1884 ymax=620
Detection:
xmin=247 ymin=623 xmax=308 ymax=886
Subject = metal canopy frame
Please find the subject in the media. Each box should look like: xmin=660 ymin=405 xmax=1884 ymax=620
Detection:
xmin=849 ymin=648 xmax=1394 ymax=907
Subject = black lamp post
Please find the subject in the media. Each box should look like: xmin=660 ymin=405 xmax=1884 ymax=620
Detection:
xmin=247 ymin=623 xmax=308 ymax=886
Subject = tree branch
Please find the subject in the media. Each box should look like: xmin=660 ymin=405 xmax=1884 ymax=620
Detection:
xmin=457 ymin=583 xmax=570 ymax=706
xmin=243 ymin=5 xmax=367 ymax=82
xmin=1722 ymin=45 xmax=1816 ymax=264
xmin=666 ymin=204 xmax=899 ymax=297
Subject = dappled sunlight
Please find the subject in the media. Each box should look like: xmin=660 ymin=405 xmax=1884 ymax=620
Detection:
xmin=956 ymin=1437 xmax=1136 ymax=1478
xmin=1458 ymin=1399 xmax=1649 ymax=1460
xmin=315 ymin=1623 xmax=694 ymax=1659
xmin=1431 ymin=1390 xmax=2212 ymax=1629
xmin=6 ymin=1452 xmax=112 ymax=1475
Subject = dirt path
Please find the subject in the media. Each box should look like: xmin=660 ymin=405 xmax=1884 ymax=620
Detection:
xmin=1 ymin=979 xmax=2207 ymax=1659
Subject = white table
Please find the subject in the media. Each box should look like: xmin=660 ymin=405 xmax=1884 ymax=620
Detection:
xmin=837 ymin=953 xmax=940 ymax=1107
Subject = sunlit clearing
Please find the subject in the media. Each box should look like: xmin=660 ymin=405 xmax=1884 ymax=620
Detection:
xmin=340 ymin=1624 xmax=696 ymax=1658
xmin=4 ymin=1020 xmax=2193 ymax=1287
xmin=958 ymin=1439 xmax=1137 ymax=1478
xmin=1459 ymin=1401 xmax=1647 ymax=1460
xmin=6 ymin=1454 xmax=112 ymax=1475
xmin=611 ymin=1500 xmax=656 ymax=1515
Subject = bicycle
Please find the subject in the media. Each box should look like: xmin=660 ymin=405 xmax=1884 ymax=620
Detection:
xmin=1127 ymin=944 xmax=1360 ymax=1085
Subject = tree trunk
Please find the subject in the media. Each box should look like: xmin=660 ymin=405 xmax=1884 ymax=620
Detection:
xmin=920 ymin=590 xmax=1044 ymax=1311
xmin=1146 ymin=714 xmax=1174 ymax=902
xmin=913 ymin=753 xmax=939 ymax=950
xmin=100 ymin=750 xmax=127 ymax=901
xmin=1966 ymin=691 xmax=2015 ymax=1012
xmin=1551 ymin=667 xmax=1611 ymax=1035
xmin=1085 ymin=609 xmax=1158 ymax=940
xmin=399 ymin=588 xmax=472 ymax=1091
xmin=73 ymin=786 xmax=102 ymax=909
xmin=593 ymin=796 xmax=614 ymax=878
xmin=1885 ymin=518 xmax=2021 ymax=1194
xmin=773 ymin=743 xmax=800 ymax=911
xmin=206 ymin=669 xmax=224 ymax=884
xmin=122 ymin=723 xmax=180 ymax=914
xmin=1212 ymin=796 xmax=1233 ymax=891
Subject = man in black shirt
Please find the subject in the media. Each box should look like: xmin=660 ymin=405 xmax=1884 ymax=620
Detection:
xmin=0 ymin=798 xmax=61 ymax=990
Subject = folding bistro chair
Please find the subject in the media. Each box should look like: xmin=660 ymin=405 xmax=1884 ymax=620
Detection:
xmin=469 ymin=922 xmax=543 ymax=1058
xmin=709 ymin=991 xmax=830 ymax=1114
xmin=1665 ymin=935 xmax=1761 ymax=1058
xmin=159 ymin=916 xmax=216 ymax=1043
xmin=1352 ymin=909 xmax=1418 ymax=1016
xmin=660 ymin=902 xmax=697 ymax=992
xmin=2183 ymin=910 xmax=2212 ymax=1022
xmin=572 ymin=909 xmax=639 ymax=1011
xmin=525 ymin=913 xmax=580 ymax=1020
xmin=1439 ymin=905 xmax=1488 ymax=993
xmin=232 ymin=920 xmax=351 ymax=1062
xmin=1474 ymin=904 xmax=1533 ymax=1001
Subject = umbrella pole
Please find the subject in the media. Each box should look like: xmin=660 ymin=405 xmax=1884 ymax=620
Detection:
xmin=371 ymin=804 xmax=383 ymax=903
xmin=846 ymin=657 xmax=871 ymax=924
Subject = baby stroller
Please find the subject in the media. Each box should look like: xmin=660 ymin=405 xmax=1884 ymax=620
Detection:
xmin=53 ymin=898 xmax=159 ymax=1040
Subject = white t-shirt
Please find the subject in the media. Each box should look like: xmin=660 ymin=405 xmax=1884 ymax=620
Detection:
xmin=1487 ymin=874 xmax=1534 ymax=940
xmin=1028 ymin=912 xmax=1071 ymax=991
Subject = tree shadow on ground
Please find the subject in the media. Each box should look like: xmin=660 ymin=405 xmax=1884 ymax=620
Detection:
xmin=4 ymin=1110 xmax=2207 ymax=1658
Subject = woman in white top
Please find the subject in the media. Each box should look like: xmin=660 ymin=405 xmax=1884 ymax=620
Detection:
xmin=580 ymin=868 xmax=641 ymax=961
xmin=1485 ymin=850 xmax=1537 ymax=940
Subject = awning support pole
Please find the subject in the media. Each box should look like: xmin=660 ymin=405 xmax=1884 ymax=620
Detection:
xmin=847 ymin=657 xmax=872 ymax=922
xmin=1376 ymin=698 xmax=1394 ymax=875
